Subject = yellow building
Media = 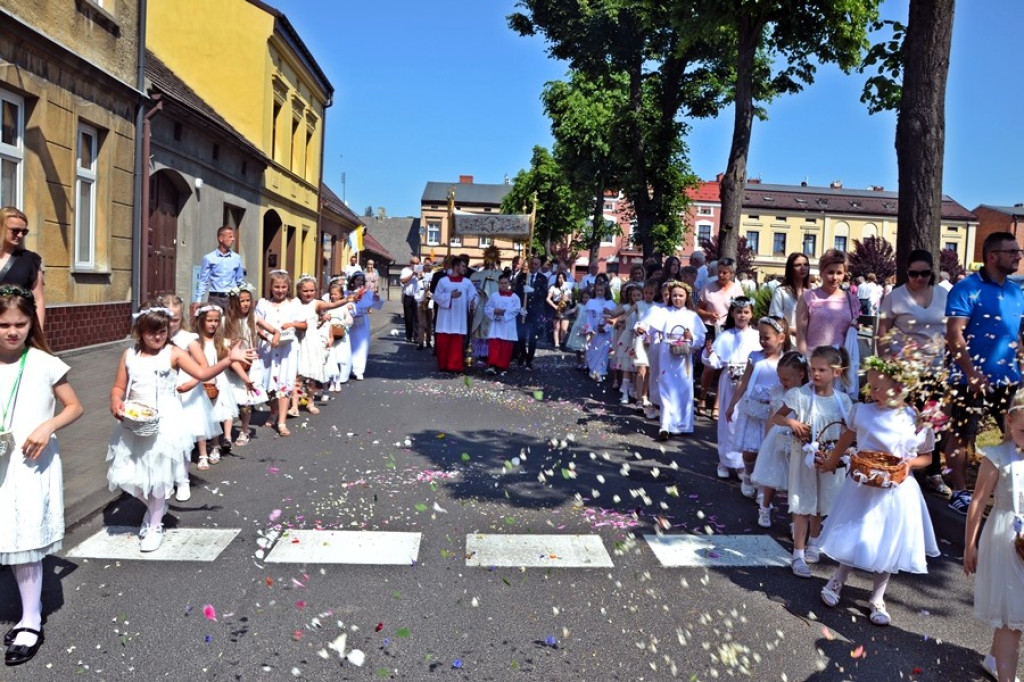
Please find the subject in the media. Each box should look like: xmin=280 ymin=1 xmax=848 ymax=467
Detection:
xmin=147 ymin=0 xmax=333 ymax=295
xmin=734 ymin=181 xmax=977 ymax=277
xmin=420 ymin=176 xmax=520 ymax=266
xmin=0 ymin=0 xmax=141 ymax=350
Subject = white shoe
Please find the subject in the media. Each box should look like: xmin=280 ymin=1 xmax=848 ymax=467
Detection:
xmin=820 ymin=579 xmax=842 ymax=608
xmin=791 ymin=557 xmax=811 ymax=578
xmin=740 ymin=474 xmax=756 ymax=498
xmin=139 ymin=524 xmax=164 ymax=552
xmin=716 ymin=464 xmax=730 ymax=479
xmin=982 ymin=653 xmax=1020 ymax=682
xmin=757 ymin=506 xmax=771 ymax=528
xmin=869 ymin=601 xmax=891 ymax=626
xmin=619 ymin=394 xmax=629 ymax=405
xmin=175 ymin=482 xmax=191 ymax=502
xmin=355 ymin=374 xmax=364 ymax=381
xmin=805 ymin=544 xmax=820 ymax=564
xmin=139 ymin=510 xmax=151 ymax=537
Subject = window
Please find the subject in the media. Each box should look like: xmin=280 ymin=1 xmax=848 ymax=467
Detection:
xmin=745 ymin=231 xmax=759 ymax=255
xmin=304 ymin=127 xmax=314 ymax=181
xmin=271 ymin=101 xmax=282 ymax=162
xmin=945 ymin=242 xmax=958 ymax=254
xmin=748 ymin=214 xmax=760 ymax=221
xmin=513 ymin=241 xmax=523 ymax=253
xmin=0 ymin=89 xmax=24 ymax=207
xmin=426 ymin=220 xmax=441 ymax=246
xmin=75 ymin=123 xmax=99 ymax=269
xmin=697 ymin=222 xmax=712 ymax=248
xmin=802 ymin=234 xmax=817 ymax=257
xmin=212 ymin=143 xmax=219 ymax=161
xmin=604 ymin=202 xmax=613 ymax=211
xmin=223 ymin=204 xmax=244 ymax=229
xmin=479 ymin=236 xmax=493 ymax=248
xmin=600 ymin=218 xmax=618 ymax=247
xmin=290 ymin=116 xmax=301 ymax=172
xmin=772 ymin=233 xmax=786 ymax=256
xmin=449 ymin=237 xmax=462 ymax=248
xmin=698 ymin=206 xmax=713 ymax=216
xmin=834 ymin=236 xmax=848 ymax=252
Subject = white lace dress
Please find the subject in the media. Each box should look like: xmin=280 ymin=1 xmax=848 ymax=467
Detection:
xmin=750 ymin=386 xmax=790 ymax=491
xmin=703 ymin=327 xmax=761 ymax=468
xmin=973 ymin=442 xmax=1024 ymax=628
xmin=0 ymin=348 xmax=70 ymax=564
xmin=172 ymin=330 xmax=217 ymax=440
xmin=256 ymin=297 xmax=301 ymax=395
xmin=295 ymin=299 xmax=326 ymax=382
xmin=734 ymin=351 xmax=780 ymax=453
xmin=783 ymin=385 xmax=851 ymax=515
xmin=202 ymin=339 xmax=238 ymax=423
xmin=107 ymin=346 xmax=191 ymax=500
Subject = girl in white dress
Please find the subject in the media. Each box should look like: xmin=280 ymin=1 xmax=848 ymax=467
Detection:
xmin=324 ymin=281 xmax=354 ymax=392
xmin=565 ymin=288 xmax=591 ymax=370
xmin=165 ymin=296 xmax=217 ymax=492
xmin=583 ymin=282 xmax=616 ymax=382
xmin=726 ymin=315 xmax=789 ymax=498
xmin=195 ymin=305 xmax=239 ymax=457
xmin=108 ymin=304 xmax=252 ymax=552
xmin=643 ymin=281 xmax=673 ymax=421
xmin=346 ymin=272 xmax=378 ymax=381
xmin=630 ymin=282 xmax=656 ymax=411
xmin=223 ymin=283 xmax=278 ymax=447
xmin=702 ymin=297 xmax=761 ymax=478
xmin=752 ymin=351 xmax=808 ymax=528
xmin=636 ymin=281 xmax=707 ymax=439
xmin=292 ymin=276 xmax=353 ymax=413
xmin=256 ymin=270 xmax=304 ymax=436
xmin=605 ymin=284 xmax=643 ymax=404
xmin=817 ymin=359 xmax=939 ymax=627
xmin=773 ymin=345 xmax=852 ymax=578
xmin=966 ymin=390 xmax=1024 ymax=681
xmin=0 ymin=286 xmax=82 ymax=663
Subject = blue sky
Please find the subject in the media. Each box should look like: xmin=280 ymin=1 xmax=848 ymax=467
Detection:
xmin=272 ymin=0 xmax=1023 ymax=218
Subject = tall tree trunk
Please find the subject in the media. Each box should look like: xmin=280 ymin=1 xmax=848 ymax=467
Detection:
xmin=623 ymin=61 xmax=656 ymax=259
xmin=718 ymin=15 xmax=759 ymax=261
xmin=895 ymin=0 xmax=954 ymax=285
xmin=590 ymin=191 xmax=604 ymax=265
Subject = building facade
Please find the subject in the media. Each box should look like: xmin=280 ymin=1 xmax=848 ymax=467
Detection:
xmin=0 ymin=0 xmax=141 ymax=350
xmin=147 ymin=0 xmax=333 ymax=296
xmin=971 ymin=204 xmax=1024 ymax=272
xmin=420 ymin=176 xmax=516 ymax=266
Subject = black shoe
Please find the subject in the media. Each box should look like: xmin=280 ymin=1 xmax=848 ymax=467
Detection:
xmin=2 ymin=629 xmax=13 ymax=647
xmin=658 ymin=430 xmax=669 ymax=442
xmin=5 ymin=628 xmax=43 ymax=666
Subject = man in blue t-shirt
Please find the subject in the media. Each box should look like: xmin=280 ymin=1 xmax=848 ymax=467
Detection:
xmin=944 ymin=231 xmax=1024 ymax=514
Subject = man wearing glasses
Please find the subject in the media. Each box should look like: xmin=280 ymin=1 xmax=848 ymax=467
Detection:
xmin=944 ymin=231 xmax=1024 ymax=514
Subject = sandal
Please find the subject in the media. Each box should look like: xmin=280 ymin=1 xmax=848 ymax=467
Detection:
xmin=820 ymin=579 xmax=842 ymax=607
xmin=197 ymin=456 xmax=210 ymax=471
xmin=869 ymin=601 xmax=891 ymax=626
xmin=208 ymin=449 xmax=221 ymax=465
xmin=306 ymin=404 xmax=320 ymax=415
xmin=286 ymin=409 xmax=300 ymax=418
xmin=276 ymin=423 xmax=291 ymax=437
xmin=234 ymin=433 xmax=250 ymax=447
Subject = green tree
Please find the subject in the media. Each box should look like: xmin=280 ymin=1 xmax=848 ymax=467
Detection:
xmin=860 ymin=0 xmax=956 ymax=285
xmin=543 ymin=72 xmax=624 ymax=265
xmin=669 ymin=0 xmax=881 ymax=261
xmin=508 ymin=0 xmax=718 ymax=258
xmin=501 ymin=146 xmax=586 ymax=258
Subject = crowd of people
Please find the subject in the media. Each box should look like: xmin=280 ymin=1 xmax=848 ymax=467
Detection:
xmin=402 ymin=232 xmax=1024 ymax=680
xmin=3 ymin=192 xmax=1024 ymax=676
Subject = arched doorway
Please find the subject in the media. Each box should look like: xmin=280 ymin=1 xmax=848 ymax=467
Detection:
xmin=147 ymin=170 xmax=187 ymax=299
xmin=262 ymin=210 xmax=283 ymax=297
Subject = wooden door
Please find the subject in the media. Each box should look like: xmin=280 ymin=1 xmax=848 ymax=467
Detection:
xmin=147 ymin=172 xmax=179 ymax=299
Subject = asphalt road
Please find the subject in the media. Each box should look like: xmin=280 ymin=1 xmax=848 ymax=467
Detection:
xmin=0 ymin=322 xmax=1007 ymax=681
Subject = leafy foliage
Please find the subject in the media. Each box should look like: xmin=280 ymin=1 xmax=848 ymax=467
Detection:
xmin=860 ymin=19 xmax=907 ymax=114
xmin=848 ymin=236 xmax=896 ymax=282
xmin=699 ymin=234 xmax=756 ymax=276
xmin=939 ymin=248 xmax=966 ymax=280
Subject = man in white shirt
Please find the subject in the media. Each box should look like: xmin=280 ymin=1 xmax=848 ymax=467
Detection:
xmin=937 ymin=271 xmax=953 ymax=291
xmin=433 ymin=256 xmax=478 ymax=372
xmin=578 ymin=261 xmax=599 ymax=291
xmin=344 ymin=255 xmax=361 ymax=278
xmin=400 ymin=256 xmax=422 ymax=342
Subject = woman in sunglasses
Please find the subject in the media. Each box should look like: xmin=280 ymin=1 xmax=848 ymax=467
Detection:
xmin=0 ymin=208 xmax=44 ymax=329
xmin=877 ymin=249 xmax=949 ymax=498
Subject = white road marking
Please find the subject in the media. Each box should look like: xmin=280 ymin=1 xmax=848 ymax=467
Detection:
xmin=65 ymin=526 xmax=240 ymax=562
xmin=644 ymin=534 xmax=791 ymax=568
xmin=264 ymin=530 xmax=422 ymax=565
xmin=465 ymin=534 xmax=614 ymax=568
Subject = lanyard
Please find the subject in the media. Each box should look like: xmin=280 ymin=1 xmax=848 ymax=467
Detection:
xmin=0 ymin=349 xmax=27 ymax=431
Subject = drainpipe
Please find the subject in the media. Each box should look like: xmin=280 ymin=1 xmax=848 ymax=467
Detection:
xmin=130 ymin=0 xmax=148 ymax=309
xmin=139 ymin=95 xmax=163 ymax=300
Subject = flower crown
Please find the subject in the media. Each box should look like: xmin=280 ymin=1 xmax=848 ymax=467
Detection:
xmin=864 ymin=355 xmax=904 ymax=381
xmin=0 ymin=285 xmax=35 ymax=309
xmin=227 ymin=282 xmax=257 ymax=297
xmin=132 ymin=306 xmax=174 ymax=321
xmin=195 ymin=304 xmax=223 ymax=318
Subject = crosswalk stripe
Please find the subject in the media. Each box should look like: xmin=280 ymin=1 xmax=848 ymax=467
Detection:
xmin=644 ymin=534 xmax=791 ymax=568
xmin=65 ymin=526 xmax=240 ymax=562
xmin=263 ymin=530 xmax=422 ymax=565
xmin=465 ymin=534 xmax=614 ymax=568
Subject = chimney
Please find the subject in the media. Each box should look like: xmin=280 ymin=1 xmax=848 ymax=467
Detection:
xmin=377 ymin=206 xmax=387 ymax=219
xmin=801 ymin=181 xmax=808 ymax=187
xmin=715 ymin=172 xmax=724 ymax=183
xmin=459 ymin=175 xmax=474 ymax=184
xmin=504 ymin=174 xmax=510 ymax=185
xmin=871 ymin=185 xmax=885 ymax=191
xmin=748 ymin=177 xmax=761 ymax=184
xmin=830 ymin=180 xmax=843 ymax=189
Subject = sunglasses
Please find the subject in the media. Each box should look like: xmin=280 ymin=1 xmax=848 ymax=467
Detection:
xmin=8 ymin=228 xmax=28 ymax=236
xmin=907 ymin=270 xmax=932 ymax=279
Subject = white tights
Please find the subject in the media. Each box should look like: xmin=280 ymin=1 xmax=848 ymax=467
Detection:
xmin=12 ymin=561 xmax=42 ymax=646
xmin=830 ymin=565 xmax=891 ymax=604
xmin=145 ymin=495 xmax=166 ymax=529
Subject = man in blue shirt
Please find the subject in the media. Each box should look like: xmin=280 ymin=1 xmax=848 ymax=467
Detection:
xmin=192 ymin=226 xmax=245 ymax=315
xmin=944 ymin=231 xmax=1024 ymax=514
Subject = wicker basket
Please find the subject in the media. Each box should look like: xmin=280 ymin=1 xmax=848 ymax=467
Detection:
xmin=331 ymin=324 xmax=347 ymax=340
xmin=122 ymin=400 xmax=160 ymax=437
xmin=667 ymin=325 xmax=692 ymax=357
xmin=850 ymin=449 xmax=907 ymax=488
xmin=203 ymin=382 xmax=219 ymax=401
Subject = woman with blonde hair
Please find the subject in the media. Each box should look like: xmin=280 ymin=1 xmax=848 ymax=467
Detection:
xmin=0 ymin=207 xmax=44 ymax=329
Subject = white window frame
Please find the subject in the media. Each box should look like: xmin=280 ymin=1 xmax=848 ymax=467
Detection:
xmin=448 ymin=236 xmax=462 ymax=248
xmin=426 ymin=220 xmax=441 ymax=246
xmin=599 ymin=217 xmax=617 ymax=247
xmin=945 ymin=242 xmax=958 ymax=254
xmin=75 ymin=122 xmax=99 ymax=270
xmin=513 ymin=241 xmax=523 ymax=253
xmin=697 ymin=206 xmax=713 ymax=216
xmin=0 ymin=88 xmax=25 ymax=208
xmin=834 ymin=235 xmax=848 ymax=252
xmin=697 ymin=222 xmax=712 ymax=247
xmin=745 ymin=230 xmax=759 ymax=255
xmin=479 ymin=236 xmax=493 ymax=248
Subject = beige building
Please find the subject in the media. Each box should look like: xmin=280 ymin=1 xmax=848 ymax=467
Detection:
xmin=737 ymin=181 xmax=977 ymax=277
xmin=420 ymin=176 xmax=518 ymax=266
xmin=0 ymin=0 xmax=141 ymax=350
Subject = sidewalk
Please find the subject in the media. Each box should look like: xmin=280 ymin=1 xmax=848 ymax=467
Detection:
xmin=59 ymin=298 xmax=406 ymax=529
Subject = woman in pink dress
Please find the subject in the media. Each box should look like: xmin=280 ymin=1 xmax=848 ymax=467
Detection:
xmin=795 ymin=249 xmax=859 ymax=356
